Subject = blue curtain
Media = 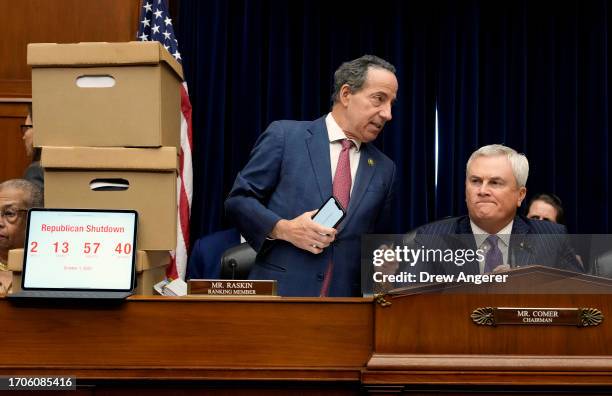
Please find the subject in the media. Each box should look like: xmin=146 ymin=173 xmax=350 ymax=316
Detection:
xmin=434 ymin=0 xmax=611 ymax=233
xmin=177 ymin=0 xmax=611 ymax=249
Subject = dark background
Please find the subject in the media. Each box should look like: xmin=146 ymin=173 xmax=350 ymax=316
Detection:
xmin=174 ymin=0 xmax=612 ymax=247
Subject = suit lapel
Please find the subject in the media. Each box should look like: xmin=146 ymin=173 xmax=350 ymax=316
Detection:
xmin=455 ymin=216 xmax=480 ymax=275
xmin=342 ymin=144 xmax=376 ymax=228
xmin=456 ymin=216 xmax=473 ymax=234
xmin=509 ymin=216 xmax=533 ymax=267
xmin=305 ymin=118 xmax=332 ymax=202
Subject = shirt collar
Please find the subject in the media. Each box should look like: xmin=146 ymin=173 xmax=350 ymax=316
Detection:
xmin=470 ymin=219 xmax=513 ymax=248
xmin=325 ymin=113 xmax=362 ymax=151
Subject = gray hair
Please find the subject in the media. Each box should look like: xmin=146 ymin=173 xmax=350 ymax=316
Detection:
xmin=331 ymin=55 xmax=396 ymax=104
xmin=0 ymin=179 xmax=43 ymax=208
xmin=466 ymin=144 xmax=529 ymax=187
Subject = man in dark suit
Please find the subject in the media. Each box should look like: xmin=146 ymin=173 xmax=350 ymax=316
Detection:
xmin=226 ymin=55 xmax=398 ymax=297
xmin=21 ymin=105 xmax=43 ymax=189
xmin=414 ymin=144 xmax=582 ymax=275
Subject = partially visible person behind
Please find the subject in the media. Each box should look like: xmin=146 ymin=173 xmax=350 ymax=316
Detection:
xmin=21 ymin=104 xmax=44 ymax=189
xmin=0 ymin=179 xmax=43 ymax=294
xmin=526 ymin=193 xmax=565 ymax=224
xmin=527 ymin=193 xmax=586 ymax=267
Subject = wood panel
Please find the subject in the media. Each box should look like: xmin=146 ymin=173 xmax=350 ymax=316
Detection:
xmin=0 ymin=0 xmax=142 ymax=181
xmin=0 ymin=102 xmax=31 ymax=181
xmin=374 ymin=293 xmax=612 ymax=355
xmin=364 ymin=266 xmax=612 ymax=391
xmin=374 ymin=267 xmax=612 ymax=356
xmin=0 ymin=0 xmax=142 ymax=97
xmin=0 ymin=297 xmax=373 ymax=379
xmin=2 ymin=289 xmax=612 ymax=393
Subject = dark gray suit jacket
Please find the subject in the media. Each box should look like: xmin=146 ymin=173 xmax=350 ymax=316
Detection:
xmin=23 ymin=161 xmax=44 ymax=190
xmin=412 ymin=215 xmax=583 ymax=275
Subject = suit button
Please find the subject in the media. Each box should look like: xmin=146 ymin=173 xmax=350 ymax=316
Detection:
xmin=316 ymin=273 xmax=324 ymax=281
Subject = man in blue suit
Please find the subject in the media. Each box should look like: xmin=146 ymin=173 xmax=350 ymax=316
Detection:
xmin=225 ymin=55 xmax=398 ymax=297
xmin=413 ymin=144 xmax=582 ymax=276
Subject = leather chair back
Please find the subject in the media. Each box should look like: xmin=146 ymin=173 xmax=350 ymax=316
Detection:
xmin=220 ymin=242 xmax=257 ymax=279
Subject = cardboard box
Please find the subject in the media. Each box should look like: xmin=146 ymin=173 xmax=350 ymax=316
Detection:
xmin=134 ymin=250 xmax=170 ymax=295
xmin=28 ymin=41 xmax=183 ymax=148
xmin=42 ymin=146 xmax=177 ymax=250
xmin=8 ymin=249 xmax=169 ymax=296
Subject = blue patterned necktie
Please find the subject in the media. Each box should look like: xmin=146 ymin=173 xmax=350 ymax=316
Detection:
xmin=484 ymin=235 xmax=502 ymax=273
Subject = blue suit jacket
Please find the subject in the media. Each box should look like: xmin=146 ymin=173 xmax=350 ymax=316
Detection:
xmin=413 ymin=215 xmax=583 ymax=275
xmin=186 ymin=228 xmax=241 ymax=280
xmin=225 ymin=117 xmax=396 ymax=296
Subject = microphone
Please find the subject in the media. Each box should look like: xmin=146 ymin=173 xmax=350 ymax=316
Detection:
xmin=228 ymin=258 xmax=238 ymax=279
xmin=510 ymin=239 xmax=534 ymax=268
xmin=519 ymin=240 xmax=534 ymax=253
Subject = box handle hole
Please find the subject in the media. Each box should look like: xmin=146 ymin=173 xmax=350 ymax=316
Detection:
xmin=90 ymin=178 xmax=129 ymax=191
xmin=76 ymin=75 xmax=116 ymax=88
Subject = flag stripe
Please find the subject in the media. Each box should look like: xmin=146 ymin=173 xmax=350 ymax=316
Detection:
xmin=138 ymin=0 xmax=193 ymax=281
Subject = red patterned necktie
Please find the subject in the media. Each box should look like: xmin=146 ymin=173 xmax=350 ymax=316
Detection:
xmin=332 ymin=139 xmax=353 ymax=210
xmin=320 ymin=139 xmax=353 ymax=296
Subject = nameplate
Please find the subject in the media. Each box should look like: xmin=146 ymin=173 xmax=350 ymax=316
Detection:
xmin=471 ymin=307 xmax=603 ymax=327
xmin=188 ymin=279 xmax=277 ymax=296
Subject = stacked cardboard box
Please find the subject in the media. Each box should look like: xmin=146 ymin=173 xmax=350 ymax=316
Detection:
xmin=26 ymin=42 xmax=184 ymax=294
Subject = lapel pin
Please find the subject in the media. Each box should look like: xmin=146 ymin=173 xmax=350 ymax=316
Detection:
xmin=368 ymin=158 xmax=375 ymax=167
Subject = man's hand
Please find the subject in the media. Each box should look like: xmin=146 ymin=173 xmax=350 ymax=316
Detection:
xmin=377 ymin=244 xmax=399 ymax=276
xmin=270 ymin=210 xmax=337 ymax=254
xmin=373 ymin=244 xmax=399 ymax=294
xmin=492 ymin=264 xmax=511 ymax=273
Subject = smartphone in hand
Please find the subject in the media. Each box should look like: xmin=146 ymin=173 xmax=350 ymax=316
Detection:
xmin=311 ymin=196 xmax=346 ymax=228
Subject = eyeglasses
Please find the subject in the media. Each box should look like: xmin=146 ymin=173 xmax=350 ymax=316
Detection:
xmin=20 ymin=124 xmax=33 ymax=134
xmin=0 ymin=208 xmax=28 ymax=224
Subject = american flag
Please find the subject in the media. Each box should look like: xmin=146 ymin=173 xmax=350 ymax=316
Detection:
xmin=137 ymin=0 xmax=193 ymax=280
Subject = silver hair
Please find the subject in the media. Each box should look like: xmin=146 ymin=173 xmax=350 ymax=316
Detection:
xmin=466 ymin=144 xmax=529 ymax=187
xmin=0 ymin=179 xmax=43 ymax=208
xmin=331 ymin=55 xmax=396 ymax=104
